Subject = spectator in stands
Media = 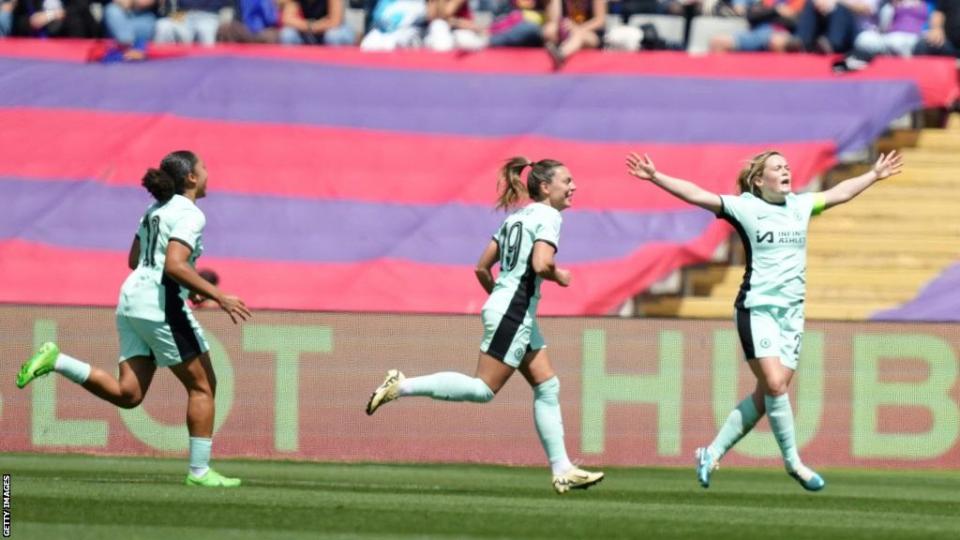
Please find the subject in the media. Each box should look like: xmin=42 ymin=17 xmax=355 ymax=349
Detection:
xmin=359 ymin=0 xmax=424 ymax=49
xmin=791 ymin=0 xmax=878 ymax=53
xmin=365 ymin=156 xmax=605 ymax=495
xmin=486 ymin=0 xmax=550 ymax=47
xmin=709 ymin=0 xmax=803 ymax=52
xmin=913 ymin=0 xmax=960 ymax=56
xmin=543 ymin=0 xmax=606 ymax=69
xmin=104 ymin=0 xmax=158 ymax=51
xmin=12 ymin=0 xmax=100 ymax=37
xmin=852 ymin=0 xmax=929 ymax=58
xmin=626 ymin=149 xmax=903 ymax=492
xmin=0 ymin=0 xmax=14 ymax=37
xmin=217 ymin=0 xmax=281 ymax=42
xmin=712 ymin=0 xmax=744 ymax=15
xmin=659 ymin=0 xmax=701 ymax=48
xmin=154 ymin=0 xmax=228 ymax=45
xmin=423 ymin=0 xmax=485 ymax=51
xmin=613 ymin=0 xmax=659 ymax=22
xmin=279 ymin=0 xmax=355 ymax=44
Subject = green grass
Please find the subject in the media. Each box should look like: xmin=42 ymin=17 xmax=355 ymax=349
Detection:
xmin=2 ymin=453 xmax=958 ymax=539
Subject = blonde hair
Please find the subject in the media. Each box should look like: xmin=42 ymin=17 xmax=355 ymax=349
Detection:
xmin=736 ymin=150 xmax=782 ymax=196
xmin=495 ymin=156 xmax=564 ymax=210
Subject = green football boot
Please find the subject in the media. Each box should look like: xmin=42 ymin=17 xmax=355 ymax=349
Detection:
xmin=16 ymin=342 xmax=59 ymax=389
xmin=185 ymin=468 xmax=242 ymax=488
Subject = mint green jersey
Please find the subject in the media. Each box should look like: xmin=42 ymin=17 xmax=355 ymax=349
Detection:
xmin=482 ymin=202 xmax=562 ymax=320
xmin=117 ymin=195 xmax=205 ymax=322
xmin=719 ymin=192 xmax=823 ymax=309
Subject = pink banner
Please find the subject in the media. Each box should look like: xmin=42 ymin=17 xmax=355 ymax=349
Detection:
xmin=2 ymin=306 xmax=958 ymax=468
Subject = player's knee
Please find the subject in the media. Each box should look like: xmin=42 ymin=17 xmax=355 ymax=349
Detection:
xmin=533 ymin=376 xmax=560 ymax=403
xmin=765 ymin=377 xmax=789 ymax=397
xmin=192 ymin=382 xmax=215 ymax=399
xmin=118 ymin=391 xmax=144 ymax=409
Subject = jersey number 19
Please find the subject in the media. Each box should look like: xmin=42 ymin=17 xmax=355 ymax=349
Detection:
xmin=499 ymin=221 xmax=523 ymax=272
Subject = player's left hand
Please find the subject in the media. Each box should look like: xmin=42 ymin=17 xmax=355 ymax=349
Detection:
xmin=873 ymin=150 xmax=904 ymax=180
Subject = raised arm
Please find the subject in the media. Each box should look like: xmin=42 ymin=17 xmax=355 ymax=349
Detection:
xmin=164 ymin=241 xmax=252 ymax=324
xmin=475 ymin=239 xmax=499 ymax=294
xmin=820 ymin=151 xmax=903 ymax=211
xmin=626 ymin=153 xmax=723 ymax=214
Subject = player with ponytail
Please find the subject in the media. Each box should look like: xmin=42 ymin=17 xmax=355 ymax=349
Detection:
xmin=17 ymin=150 xmax=251 ymax=487
xmin=366 ymin=156 xmax=604 ymax=494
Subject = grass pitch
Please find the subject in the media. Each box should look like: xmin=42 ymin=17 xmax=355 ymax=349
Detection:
xmin=2 ymin=453 xmax=958 ymax=539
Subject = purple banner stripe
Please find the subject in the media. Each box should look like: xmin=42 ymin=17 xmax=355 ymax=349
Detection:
xmin=0 ymin=178 xmax=714 ymax=265
xmin=872 ymin=263 xmax=960 ymax=322
xmin=0 ymin=57 xmax=920 ymax=151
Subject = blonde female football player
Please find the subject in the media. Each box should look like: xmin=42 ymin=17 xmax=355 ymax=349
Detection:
xmin=16 ymin=150 xmax=252 ymax=487
xmin=626 ymin=149 xmax=903 ymax=491
xmin=366 ymin=156 xmax=604 ymax=494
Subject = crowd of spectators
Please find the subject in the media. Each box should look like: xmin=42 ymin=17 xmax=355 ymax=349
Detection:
xmin=0 ymin=0 xmax=957 ymax=68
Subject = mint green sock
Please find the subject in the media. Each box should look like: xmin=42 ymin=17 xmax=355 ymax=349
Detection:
xmin=399 ymin=372 xmax=494 ymax=402
xmin=54 ymin=353 xmax=91 ymax=384
xmin=765 ymin=393 xmax=802 ymax=471
xmin=708 ymin=395 xmax=761 ymax=459
xmin=533 ymin=377 xmax=572 ymax=475
xmin=189 ymin=437 xmax=212 ymax=477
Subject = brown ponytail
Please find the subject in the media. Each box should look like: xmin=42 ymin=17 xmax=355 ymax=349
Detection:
xmin=495 ymin=156 xmax=565 ymax=210
xmin=737 ymin=150 xmax=781 ymax=196
xmin=496 ymin=156 xmax=531 ymax=210
xmin=141 ymin=168 xmax=177 ymax=202
xmin=141 ymin=150 xmax=198 ymax=202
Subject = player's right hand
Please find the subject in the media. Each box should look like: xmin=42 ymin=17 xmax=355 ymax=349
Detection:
xmin=218 ymin=294 xmax=252 ymax=324
xmin=626 ymin=152 xmax=657 ymax=181
xmin=555 ymin=269 xmax=572 ymax=287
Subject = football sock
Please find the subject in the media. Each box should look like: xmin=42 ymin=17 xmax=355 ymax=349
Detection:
xmin=765 ymin=393 xmax=802 ymax=472
xmin=533 ymin=377 xmax=573 ymax=475
xmin=399 ymin=372 xmax=494 ymax=402
xmin=54 ymin=353 xmax=91 ymax=384
xmin=189 ymin=437 xmax=212 ymax=477
xmin=708 ymin=395 xmax=761 ymax=459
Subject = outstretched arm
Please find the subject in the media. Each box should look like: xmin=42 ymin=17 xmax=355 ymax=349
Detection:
xmin=475 ymin=239 xmax=499 ymax=294
xmin=820 ymin=151 xmax=903 ymax=211
xmin=626 ymin=153 xmax=723 ymax=214
xmin=165 ymin=241 xmax=252 ymax=324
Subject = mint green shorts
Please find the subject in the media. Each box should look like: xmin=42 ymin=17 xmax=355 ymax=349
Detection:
xmin=734 ymin=305 xmax=804 ymax=370
xmin=116 ymin=312 xmax=209 ymax=367
xmin=479 ymin=309 xmax=546 ymax=368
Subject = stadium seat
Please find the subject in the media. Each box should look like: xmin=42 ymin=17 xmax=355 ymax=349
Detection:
xmin=686 ymin=16 xmax=749 ymax=54
xmin=605 ymin=14 xmax=624 ymax=31
xmin=626 ymin=14 xmax=685 ymax=46
xmin=346 ymin=8 xmax=366 ymax=38
xmin=473 ymin=10 xmax=494 ymax=31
